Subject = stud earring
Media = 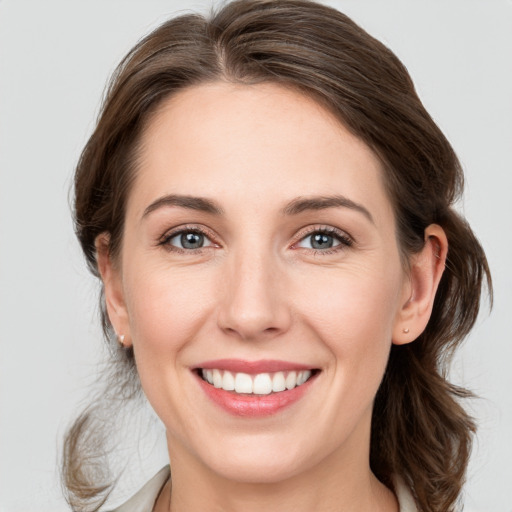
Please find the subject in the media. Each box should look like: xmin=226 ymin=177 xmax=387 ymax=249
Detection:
xmin=402 ymin=328 xmax=410 ymax=334
xmin=117 ymin=334 xmax=125 ymax=347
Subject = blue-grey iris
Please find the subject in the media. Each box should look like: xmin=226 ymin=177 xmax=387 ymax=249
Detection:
xmin=311 ymin=233 xmax=334 ymax=249
xmin=181 ymin=232 xmax=204 ymax=249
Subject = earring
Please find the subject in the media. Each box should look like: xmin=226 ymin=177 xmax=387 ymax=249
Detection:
xmin=402 ymin=328 xmax=410 ymax=334
xmin=117 ymin=334 xmax=126 ymax=347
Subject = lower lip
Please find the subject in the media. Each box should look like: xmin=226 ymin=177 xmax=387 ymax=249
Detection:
xmin=195 ymin=372 xmax=317 ymax=417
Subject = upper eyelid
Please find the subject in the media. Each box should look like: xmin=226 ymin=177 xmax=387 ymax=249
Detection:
xmin=160 ymin=224 xmax=218 ymax=242
xmin=292 ymin=225 xmax=353 ymax=243
xmin=158 ymin=225 xmax=219 ymax=253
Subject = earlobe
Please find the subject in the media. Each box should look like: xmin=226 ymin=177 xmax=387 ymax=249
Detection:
xmin=95 ymin=233 xmax=132 ymax=347
xmin=392 ymin=224 xmax=448 ymax=345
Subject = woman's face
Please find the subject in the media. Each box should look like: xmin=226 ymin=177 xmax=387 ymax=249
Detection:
xmin=105 ymin=82 xmax=413 ymax=483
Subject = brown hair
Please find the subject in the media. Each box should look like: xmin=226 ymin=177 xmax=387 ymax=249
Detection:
xmin=63 ymin=1 xmax=492 ymax=511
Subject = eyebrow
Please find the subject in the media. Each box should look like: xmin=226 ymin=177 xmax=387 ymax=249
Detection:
xmin=142 ymin=194 xmax=224 ymax=218
xmin=281 ymin=195 xmax=374 ymax=224
xmin=142 ymin=193 xmax=373 ymax=224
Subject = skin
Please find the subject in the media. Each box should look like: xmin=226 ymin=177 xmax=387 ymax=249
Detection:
xmin=97 ymin=82 xmax=447 ymax=512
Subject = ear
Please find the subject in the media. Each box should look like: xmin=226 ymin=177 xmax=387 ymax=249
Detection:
xmin=392 ymin=224 xmax=448 ymax=345
xmin=95 ymin=233 xmax=132 ymax=347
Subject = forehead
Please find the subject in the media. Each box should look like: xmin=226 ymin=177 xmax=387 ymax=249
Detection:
xmin=132 ymin=82 xmax=392 ymax=226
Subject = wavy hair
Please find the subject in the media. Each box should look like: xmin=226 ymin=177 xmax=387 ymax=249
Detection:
xmin=63 ymin=1 xmax=492 ymax=511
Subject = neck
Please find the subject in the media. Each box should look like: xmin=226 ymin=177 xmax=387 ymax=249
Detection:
xmin=159 ymin=428 xmax=399 ymax=512
xmin=167 ymin=463 xmax=397 ymax=512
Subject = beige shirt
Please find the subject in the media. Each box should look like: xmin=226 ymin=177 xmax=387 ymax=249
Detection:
xmin=110 ymin=466 xmax=418 ymax=512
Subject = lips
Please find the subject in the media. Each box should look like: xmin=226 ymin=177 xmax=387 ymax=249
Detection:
xmin=193 ymin=359 xmax=319 ymax=417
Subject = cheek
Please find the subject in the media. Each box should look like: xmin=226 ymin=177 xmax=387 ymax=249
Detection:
xmin=124 ymin=263 xmax=216 ymax=357
xmin=122 ymin=263 xmax=219 ymax=424
xmin=293 ymin=261 xmax=403 ymax=381
xmin=298 ymin=262 xmax=401 ymax=336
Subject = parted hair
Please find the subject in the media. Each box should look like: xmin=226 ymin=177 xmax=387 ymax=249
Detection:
xmin=63 ymin=1 xmax=492 ymax=511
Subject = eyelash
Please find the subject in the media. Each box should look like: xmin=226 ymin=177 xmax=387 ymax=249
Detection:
xmin=158 ymin=225 xmax=217 ymax=254
xmin=158 ymin=225 xmax=354 ymax=255
xmin=292 ymin=225 xmax=353 ymax=255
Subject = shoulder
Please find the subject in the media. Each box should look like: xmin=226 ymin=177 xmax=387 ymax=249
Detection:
xmin=394 ymin=476 xmax=418 ymax=512
xmin=107 ymin=466 xmax=170 ymax=512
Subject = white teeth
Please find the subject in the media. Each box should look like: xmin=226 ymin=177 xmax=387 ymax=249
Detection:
xmin=222 ymin=371 xmax=235 ymax=391
xmin=253 ymin=373 xmax=273 ymax=395
xmin=201 ymin=369 xmax=314 ymax=394
xmin=297 ymin=370 xmax=311 ymax=386
xmin=272 ymin=372 xmax=286 ymax=392
xmin=285 ymin=371 xmax=297 ymax=390
xmin=212 ymin=369 xmax=223 ymax=388
xmin=235 ymin=372 xmax=253 ymax=393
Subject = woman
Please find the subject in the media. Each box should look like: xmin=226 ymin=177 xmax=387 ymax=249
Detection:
xmin=62 ymin=1 xmax=491 ymax=511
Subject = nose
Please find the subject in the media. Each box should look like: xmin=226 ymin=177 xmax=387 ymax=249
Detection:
xmin=217 ymin=248 xmax=292 ymax=341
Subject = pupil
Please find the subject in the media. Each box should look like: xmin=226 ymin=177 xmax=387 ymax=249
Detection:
xmin=181 ymin=232 xmax=204 ymax=249
xmin=312 ymin=233 xmax=333 ymax=249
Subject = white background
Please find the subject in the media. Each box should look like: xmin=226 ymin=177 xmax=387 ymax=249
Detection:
xmin=0 ymin=1 xmax=511 ymax=511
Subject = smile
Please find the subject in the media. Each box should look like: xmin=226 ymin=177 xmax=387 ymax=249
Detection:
xmin=200 ymin=369 xmax=313 ymax=395
xmin=193 ymin=359 xmax=320 ymax=417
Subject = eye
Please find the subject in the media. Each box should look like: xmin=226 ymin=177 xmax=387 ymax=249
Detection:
xmin=294 ymin=227 xmax=353 ymax=253
xmin=161 ymin=228 xmax=215 ymax=251
xmin=298 ymin=232 xmax=340 ymax=250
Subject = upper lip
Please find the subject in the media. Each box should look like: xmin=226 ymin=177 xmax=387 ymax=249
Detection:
xmin=194 ymin=359 xmax=316 ymax=374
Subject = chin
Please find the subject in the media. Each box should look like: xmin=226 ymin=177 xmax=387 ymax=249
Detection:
xmin=210 ymin=455 xmax=308 ymax=484
xmin=190 ymin=432 xmax=325 ymax=484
